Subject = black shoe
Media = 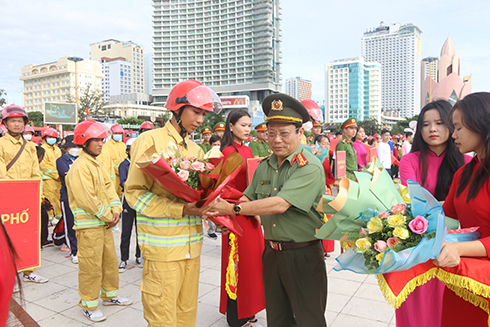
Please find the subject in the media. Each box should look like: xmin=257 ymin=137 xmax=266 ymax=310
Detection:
xmin=207 ymin=233 xmax=218 ymax=240
xmin=41 ymin=240 xmax=54 ymax=248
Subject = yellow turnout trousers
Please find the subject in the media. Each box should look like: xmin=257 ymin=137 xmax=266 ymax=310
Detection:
xmin=76 ymin=226 xmax=119 ymax=309
xmin=140 ymin=257 xmax=201 ymax=327
xmin=44 ymin=178 xmax=62 ymax=219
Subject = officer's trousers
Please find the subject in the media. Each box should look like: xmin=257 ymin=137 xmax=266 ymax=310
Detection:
xmin=76 ymin=226 xmax=119 ymax=309
xmin=120 ymin=196 xmax=140 ymax=261
xmin=140 ymin=256 xmax=200 ymax=327
xmin=262 ymin=241 xmax=327 ymax=327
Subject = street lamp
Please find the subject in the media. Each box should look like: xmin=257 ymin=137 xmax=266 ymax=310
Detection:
xmin=67 ymin=56 xmax=84 ymax=123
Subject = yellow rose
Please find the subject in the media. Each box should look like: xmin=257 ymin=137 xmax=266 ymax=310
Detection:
xmin=376 ymin=252 xmax=384 ymax=265
xmin=387 ymin=214 xmax=406 ymax=228
xmin=393 ymin=227 xmax=409 ymax=240
xmin=355 ymin=238 xmax=372 ymax=253
xmin=341 ymin=240 xmax=356 ymax=250
xmin=367 ymin=217 xmax=383 ymax=234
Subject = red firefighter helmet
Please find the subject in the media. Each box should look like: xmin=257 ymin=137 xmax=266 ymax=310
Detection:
xmin=165 ymin=80 xmax=222 ymax=114
xmin=1 ymin=104 xmax=29 ymax=124
xmin=110 ymin=124 xmax=124 ymax=134
xmin=300 ymin=99 xmax=323 ymax=123
xmin=139 ymin=121 xmax=154 ymax=132
xmin=23 ymin=125 xmax=35 ymax=133
xmin=42 ymin=127 xmax=58 ymax=138
xmin=74 ymin=120 xmax=108 ymax=145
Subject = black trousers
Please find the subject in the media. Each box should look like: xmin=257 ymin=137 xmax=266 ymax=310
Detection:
xmin=120 ymin=195 xmax=140 ymax=261
xmin=262 ymin=241 xmax=327 ymax=327
xmin=61 ymin=200 xmax=77 ymax=256
xmin=226 ymin=297 xmax=253 ymax=327
xmin=40 ymin=203 xmax=49 ymax=245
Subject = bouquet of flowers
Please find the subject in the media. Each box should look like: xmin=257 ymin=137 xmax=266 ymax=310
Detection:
xmin=137 ymin=142 xmax=245 ymax=235
xmin=347 ymin=203 xmax=435 ymax=273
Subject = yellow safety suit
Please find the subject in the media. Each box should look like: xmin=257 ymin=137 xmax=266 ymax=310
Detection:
xmin=40 ymin=143 xmax=62 ymax=219
xmin=100 ymin=142 xmax=117 ymax=193
xmin=0 ymin=133 xmax=41 ymax=274
xmin=66 ymin=150 xmax=122 ymax=310
xmin=104 ymin=138 xmax=127 ymax=198
xmin=125 ymin=121 xmax=204 ymax=327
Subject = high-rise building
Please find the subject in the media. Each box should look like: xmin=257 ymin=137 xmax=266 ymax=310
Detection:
xmin=20 ymin=56 xmax=103 ymax=112
xmin=420 ymin=57 xmax=438 ymax=108
xmin=145 ymin=53 xmax=153 ymax=95
xmin=361 ymin=22 xmax=422 ymax=117
xmin=151 ymin=0 xmax=282 ymax=104
xmin=325 ymin=57 xmax=382 ymax=124
xmin=90 ymin=39 xmax=145 ymax=96
xmin=101 ymin=58 xmax=132 ymax=103
xmin=284 ymin=76 xmax=312 ymax=101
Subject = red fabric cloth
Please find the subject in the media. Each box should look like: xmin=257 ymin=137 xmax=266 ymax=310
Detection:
xmin=219 ymin=143 xmax=265 ymax=319
xmin=441 ymin=158 xmax=490 ymax=325
xmin=0 ymin=227 xmax=16 ymax=326
xmin=322 ymin=155 xmax=335 ymax=188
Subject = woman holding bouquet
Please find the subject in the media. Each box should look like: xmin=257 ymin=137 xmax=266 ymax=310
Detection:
xmin=398 ymin=100 xmax=471 ymax=327
xmin=431 ymin=92 xmax=490 ymax=326
xmin=125 ymin=80 xmax=223 ymax=327
xmin=219 ymin=109 xmax=265 ymax=327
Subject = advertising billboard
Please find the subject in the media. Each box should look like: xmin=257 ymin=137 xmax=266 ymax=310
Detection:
xmin=44 ymin=102 xmax=77 ymax=125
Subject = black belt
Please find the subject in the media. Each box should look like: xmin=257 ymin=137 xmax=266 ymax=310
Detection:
xmin=266 ymin=240 xmax=319 ymax=251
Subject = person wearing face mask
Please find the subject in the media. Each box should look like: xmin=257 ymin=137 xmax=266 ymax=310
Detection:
xmin=56 ymin=134 xmax=81 ymax=264
xmin=102 ymin=124 xmax=127 ymax=198
xmin=40 ymin=127 xmax=62 ymax=221
xmin=22 ymin=125 xmax=36 ymax=144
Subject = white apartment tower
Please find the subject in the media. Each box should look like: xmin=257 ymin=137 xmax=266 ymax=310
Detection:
xmin=90 ymin=39 xmax=145 ymax=96
xmin=361 ymin=22 xmax=422 ymax=118
xmin=101 ymin=58 xmax=132 ymax=103
xmin=420 ymin=57 xmax=438 ymax=108
xmin=325 ymin=57 xmax=382 ymax=124
xmin=152 ymin=0 xmax=282 ymax=104
xmin=284 ymin=76 xmax=312 ymax=101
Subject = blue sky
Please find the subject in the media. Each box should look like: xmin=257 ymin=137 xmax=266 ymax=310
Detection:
xmin=1 ymin=0 xmax=489 ymax=106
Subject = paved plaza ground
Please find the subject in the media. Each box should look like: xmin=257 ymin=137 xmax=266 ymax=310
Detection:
xmin=10 ymin=225 xmax=396 ymax=327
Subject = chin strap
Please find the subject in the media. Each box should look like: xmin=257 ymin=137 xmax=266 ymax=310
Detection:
xmin=173 ymin=109 xmax=188 ymax=149
xmin=7 ymin=131 xmax=22 ymax=137
xmin=82 ymin=144 xmax=99 ymax=157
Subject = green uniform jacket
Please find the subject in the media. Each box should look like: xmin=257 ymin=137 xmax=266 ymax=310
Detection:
xmin=249 ymin=138 xmax=271 ymax=157
xmin=243 ymin=146 xmax=325 ymax=242
xmin=306 ymin=136 xmax=315 ymax=145
xmin=199 ymin=141 xmax=211 ymax=153
xmin=335 ymin=135 xmax=358 ymax=180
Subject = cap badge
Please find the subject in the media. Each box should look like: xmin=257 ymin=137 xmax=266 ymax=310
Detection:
xmin=271 ymin=100 xmax=283 ymax=111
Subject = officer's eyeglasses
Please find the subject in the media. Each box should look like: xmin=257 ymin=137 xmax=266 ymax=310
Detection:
xmin=266 ymin=127 xmax=300 ymax=140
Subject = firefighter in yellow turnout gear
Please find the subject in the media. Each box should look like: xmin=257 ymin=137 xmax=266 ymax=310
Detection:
xmin=125 ymin=80 xmax=223 ymax=327
xmin=105 ymin=124 xmax=127 ymax=198
xmin=66 ymin=120 xmax=132 ymax=323
xmin=40 ymin=128 xmax=62 ymax=219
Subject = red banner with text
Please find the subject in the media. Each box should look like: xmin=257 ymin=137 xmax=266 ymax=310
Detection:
xmin=0 ymin=180 xmax=41 ymax=271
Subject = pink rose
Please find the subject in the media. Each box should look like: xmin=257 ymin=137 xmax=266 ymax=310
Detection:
xmin=359 ymin=228 xmax=369 ymax=236
xmin=177 ymin=169 xmax=189 ymax=182
xmin=188 ymin=157 xmax=197 ymax=162
xmin=379 ymin=211 xmax=390 ymax=219
xmin=386 ymin=237 xmax=400 ymax=249
xmin=180 ymin=160 xmax=191 ymax=170
xmin=409 ymin=215 xmax=429 ymax=234
xmin=191 ymin=161 xmax=206 ymax=172
xmin=169 ymin=158 xmax=179 ymax=165
xmin=390 ymin=204 xmax=406 ymax=214
xmin=206 ymin=162 xmax=215 ymax=171
xmin=374 ymin=240 xmax=388 ymax=252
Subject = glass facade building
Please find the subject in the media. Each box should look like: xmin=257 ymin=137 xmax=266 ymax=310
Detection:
xmin=325 ymin=57 xmax=381 ymax=124
xmin=152 ymin=0 xmax=282 ymax=104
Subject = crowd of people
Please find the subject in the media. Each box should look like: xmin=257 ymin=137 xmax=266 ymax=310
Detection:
xmin=1 ymin=79 xmax=490 ymax=327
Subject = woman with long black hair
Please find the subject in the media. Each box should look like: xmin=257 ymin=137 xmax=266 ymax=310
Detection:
xmin=397 ymin=100 xmax=471 ymax=327
xmin=219 ymin=109 xmax=265 ymax=327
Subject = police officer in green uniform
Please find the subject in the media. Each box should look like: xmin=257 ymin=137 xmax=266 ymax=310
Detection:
xmin=213 ymin=121 xmax=225 ymax=139
xmin=336 ymin=117 xmax=358 ymax=180
xmin=198 ymin=126 xmax=212 ymax=153
xmin=249 ymin=122 xmax=271 ymax=158
xmin=207 ymin=93 xmax=327 ymax=327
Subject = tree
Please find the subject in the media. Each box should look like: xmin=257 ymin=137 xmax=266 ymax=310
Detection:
xmin=0 ymin=89 xmax=6 ymax=106
xmin=357 ymin=118 xmax=382 ymax=136
xmin=65 ymin=84 xmax=108 ymax=122
xmin=27 ymin=111 xmax=43 ymax=127
xmin=118 ymin=117 xmax=145 ymax=126
xmin=200 ymin=112 xmax=225 ymax=133
xmin=390 ymin=115 xmax=418 ymax=135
